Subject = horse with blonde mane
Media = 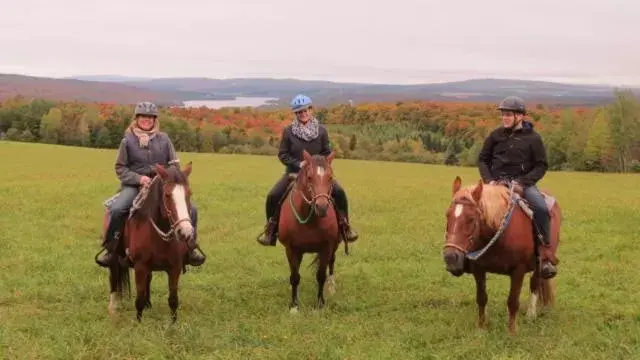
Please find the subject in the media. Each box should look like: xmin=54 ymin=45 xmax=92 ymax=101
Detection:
xmin=443 ymin=176 xmax=561 ymax=335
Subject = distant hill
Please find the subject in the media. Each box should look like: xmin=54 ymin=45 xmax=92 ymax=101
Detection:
xmin=3 ymin=72 xmax=637 ymax=107
xmin=83 ymin=76 xmax=629 ymax=107
xmin=0 ymin=74 xmax=184 ymax=105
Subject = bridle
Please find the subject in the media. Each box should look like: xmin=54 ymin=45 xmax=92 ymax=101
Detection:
xmin=149 ymin=179 xmax=192 ymax=242
xmin=289 ymin=164 xmax=333 ymax=224
xmin=442 ymin=198 xmax=482 ymax=255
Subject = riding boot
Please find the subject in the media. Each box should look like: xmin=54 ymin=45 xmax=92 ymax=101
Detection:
xmin=96 ymin=216 xmax=122 ymax=267
xmin=186 ymin=234 xmax=206 ymax=266
xmin=185 ymin=206 xmax=206 ymax=266
xmin=338 ymin=210 xmax=359 ymax=242
xmin=256 ymin=217 xmax=278 ymax=246
xmin=535 ymin=214 xmax=557 ymax=279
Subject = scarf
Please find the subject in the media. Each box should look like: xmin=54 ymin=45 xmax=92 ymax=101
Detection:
xmin=125 ymin=119 xmax=159 ymax=148
xmin=291 ymin=117 xmax=320 ymax=142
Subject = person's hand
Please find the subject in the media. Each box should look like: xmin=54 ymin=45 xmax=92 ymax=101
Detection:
xmin=139 ymin=176 xmax=152 ymax=187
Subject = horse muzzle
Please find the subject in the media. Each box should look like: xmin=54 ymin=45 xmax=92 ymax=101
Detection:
xmin=312 ymin=194 xmax=331 ymax=218
xmin=443 ymin=248 xmax=465 ymax=277
xmin=175 ymin=219 xmax=194 ymax=240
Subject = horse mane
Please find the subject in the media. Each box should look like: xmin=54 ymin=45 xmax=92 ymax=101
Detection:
xmin=297 ymin=154 xmax=330 ymax=186
xmin=311 ymin=154 xmax=328 ymax=168
xmin=456 ymin=184 xmax=510 ymax=230
xmin=132 ymin=165 xmax=187 ymax=220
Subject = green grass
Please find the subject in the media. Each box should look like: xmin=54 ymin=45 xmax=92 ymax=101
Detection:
xmin=1 ymin=141 xmax=639 ymax=360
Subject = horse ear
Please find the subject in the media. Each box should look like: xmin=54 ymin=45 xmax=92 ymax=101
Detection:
xmin=155 ymin=164 xmax=168 ymax=180
xmin=183 ymin=161 xmax=192 ymax=177
xmin=326 ymin=151 xmax=336 ymax=164
xmin=302 ymin=149 xmax=312 ymax=163
xmin=471 ymin=179 xmax=483 ymax=202
xmin=453 ymin=176 xmax=462 ymax=195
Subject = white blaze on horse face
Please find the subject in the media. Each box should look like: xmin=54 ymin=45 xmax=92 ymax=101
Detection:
xmin=316 ymin=165 xmax=325 ymax=178
xmin=454 ymin=204 xmax=464 ymax=218
xmin=171 ymin=185 xmax=193 ymax=238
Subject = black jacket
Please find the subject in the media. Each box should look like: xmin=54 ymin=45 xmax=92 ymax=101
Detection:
xmin=278 ymin=124 xmax=332 ymax=173
xmin=477 ymin=121 xmax=548 ymax=187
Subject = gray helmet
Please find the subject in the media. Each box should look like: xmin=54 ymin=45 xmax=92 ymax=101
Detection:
xmin=498 ymin=96 xmax=526 ymax=114
xmin=134 ymin=101 xmax=159 ymax=117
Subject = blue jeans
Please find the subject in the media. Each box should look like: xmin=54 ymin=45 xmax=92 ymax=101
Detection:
xmin=523 ymin=185 xmax=549 ymax=244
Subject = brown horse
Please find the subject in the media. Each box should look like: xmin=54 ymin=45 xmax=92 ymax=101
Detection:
xmin=277 ymin=150 xmax=342 ymax=313
xmin=442 ymin=176 xmax=561 ymax=335
xmin=102 ymin=163 xmax=196 ymax=322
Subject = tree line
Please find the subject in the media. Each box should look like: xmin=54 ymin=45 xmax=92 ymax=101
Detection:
xmin=1 ymin=91 xmax=639 ymax=173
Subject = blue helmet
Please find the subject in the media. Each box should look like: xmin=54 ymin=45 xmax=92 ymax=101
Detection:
xmin=290 ymin=94 xmax=312 ymax=112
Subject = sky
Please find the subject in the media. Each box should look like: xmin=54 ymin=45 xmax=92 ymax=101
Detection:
xmin=1 ymin=0 xmax=639 ymax=85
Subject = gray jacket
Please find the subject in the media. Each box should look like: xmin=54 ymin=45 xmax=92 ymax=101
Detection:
xmin=115 ymin=132 xmax=179 ymax=185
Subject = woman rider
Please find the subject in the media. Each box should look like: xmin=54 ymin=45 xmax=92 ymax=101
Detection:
xmin=256 ymin=94 xmax=359 ymax=246
xmin=95 ymin=101 xmax=206 ymax=267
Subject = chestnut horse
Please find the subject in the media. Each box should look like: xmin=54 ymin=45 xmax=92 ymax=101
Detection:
xmin=100 ymin=163 xmax=196 ymax=322
xmin=442 ymin=176 xmax=561 ymax=335
xmin=277 ymin=150 xmax=343 ymax=313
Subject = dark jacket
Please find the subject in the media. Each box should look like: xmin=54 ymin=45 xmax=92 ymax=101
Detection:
xmin=115 ymin=132 xmax=179 ymax=185
xmin=278 ymin=124 xmax=331 ymax=173
xmin=477 ymin=121 xmax=548 ymax=187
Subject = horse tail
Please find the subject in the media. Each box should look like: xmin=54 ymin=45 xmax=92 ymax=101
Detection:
xmin=110 ymin=262 xmax=131 ymax=298
xmin=308 ymin=254 xmax=320 ymax=270
xmin=539 ymin=277 xmax=555 ymax=308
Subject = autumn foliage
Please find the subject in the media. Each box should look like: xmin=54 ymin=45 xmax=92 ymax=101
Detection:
xmin=1 ymin=91 xmax=639 ymax=173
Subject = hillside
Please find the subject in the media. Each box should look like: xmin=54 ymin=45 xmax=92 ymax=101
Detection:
xmin=0 ymin=74 xmax=183 ymax=105
xmin=6 ymin=72 xmax=638 ymax=107
xmin=70 ymin=75 xmax=633 ymax=107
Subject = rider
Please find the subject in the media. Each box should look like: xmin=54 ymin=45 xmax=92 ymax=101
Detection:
xmin=256 ymin=94 xmax=359 ymax=246
xmin=95 ymin=101 xmax=206 ymax=267
xmin=477 ymin=95 xmax=557 ymax=279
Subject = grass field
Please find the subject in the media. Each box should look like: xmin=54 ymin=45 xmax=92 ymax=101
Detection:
xmin=0 ymin=141 xmax=639 ymax=360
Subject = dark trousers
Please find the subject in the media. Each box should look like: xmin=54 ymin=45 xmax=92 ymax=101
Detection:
xmin=265 ymin=174 xmax=349 ymax=220
xmin=523 ymin=185 xmax=549 ymax=244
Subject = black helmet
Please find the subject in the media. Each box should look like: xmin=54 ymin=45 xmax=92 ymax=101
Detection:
xmin=134 ymin=101 xmax=159 ymax=117
xmin=498 ymin=96 xmax=526 ymax=114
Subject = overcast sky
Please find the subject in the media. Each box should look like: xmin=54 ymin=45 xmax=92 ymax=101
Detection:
xmin=1 ymin=0 xmax=639 ymax=85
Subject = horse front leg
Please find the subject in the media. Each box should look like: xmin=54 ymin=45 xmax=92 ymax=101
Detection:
xmin=286 ymin=247 xmax=302 ymax=313
xmin=526 ymin=271 xmax=541 ymax=319
xmin=507 ymin=268 xmax=526 ymax=335
xmin=473 ymin=270 xmax=488 ymax=329
xmin=325 ymin=250 xmax=337 ymax=295
xmin=167 ymin=267 xmax=181 ymax=323
xmin=145 ymin=272 xmax=152 ymax=309
xmin=134 ymin=264 xmax=150 ymax=322
xmin=315 ymin=250 xmax=330 ymax=309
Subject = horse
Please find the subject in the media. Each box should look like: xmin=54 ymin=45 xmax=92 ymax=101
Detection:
xmin=99 ymin=162 xmax=196 ymax=323
xmin=442 ymin=176 xmax=561 ymax=335
xmin=276 ymin=150 xmax=343 ymax=313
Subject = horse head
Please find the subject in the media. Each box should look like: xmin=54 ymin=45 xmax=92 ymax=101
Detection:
xmin=443 ymin=176 xmax=484 ymax=276
xmin=298 ymin=150 xmax=336 ymax=218
xmin=154 ymin=162 xmax=194 ymax=241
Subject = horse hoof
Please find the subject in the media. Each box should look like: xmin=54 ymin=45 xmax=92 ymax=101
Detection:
xmin=325 ymin=275 xmax=336 ymax=295
xmin=289 ymin=307 xmax=299 ymax=314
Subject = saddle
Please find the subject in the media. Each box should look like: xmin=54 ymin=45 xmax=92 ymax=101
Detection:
xmin=102 ymin=176 xmax=161 ymax=218
xmin=514 ymin=192 xmax=556 ymax=220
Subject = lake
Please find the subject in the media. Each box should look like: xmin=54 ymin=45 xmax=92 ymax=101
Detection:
xmin=182 ymin=96 xmax=279 ymax=109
